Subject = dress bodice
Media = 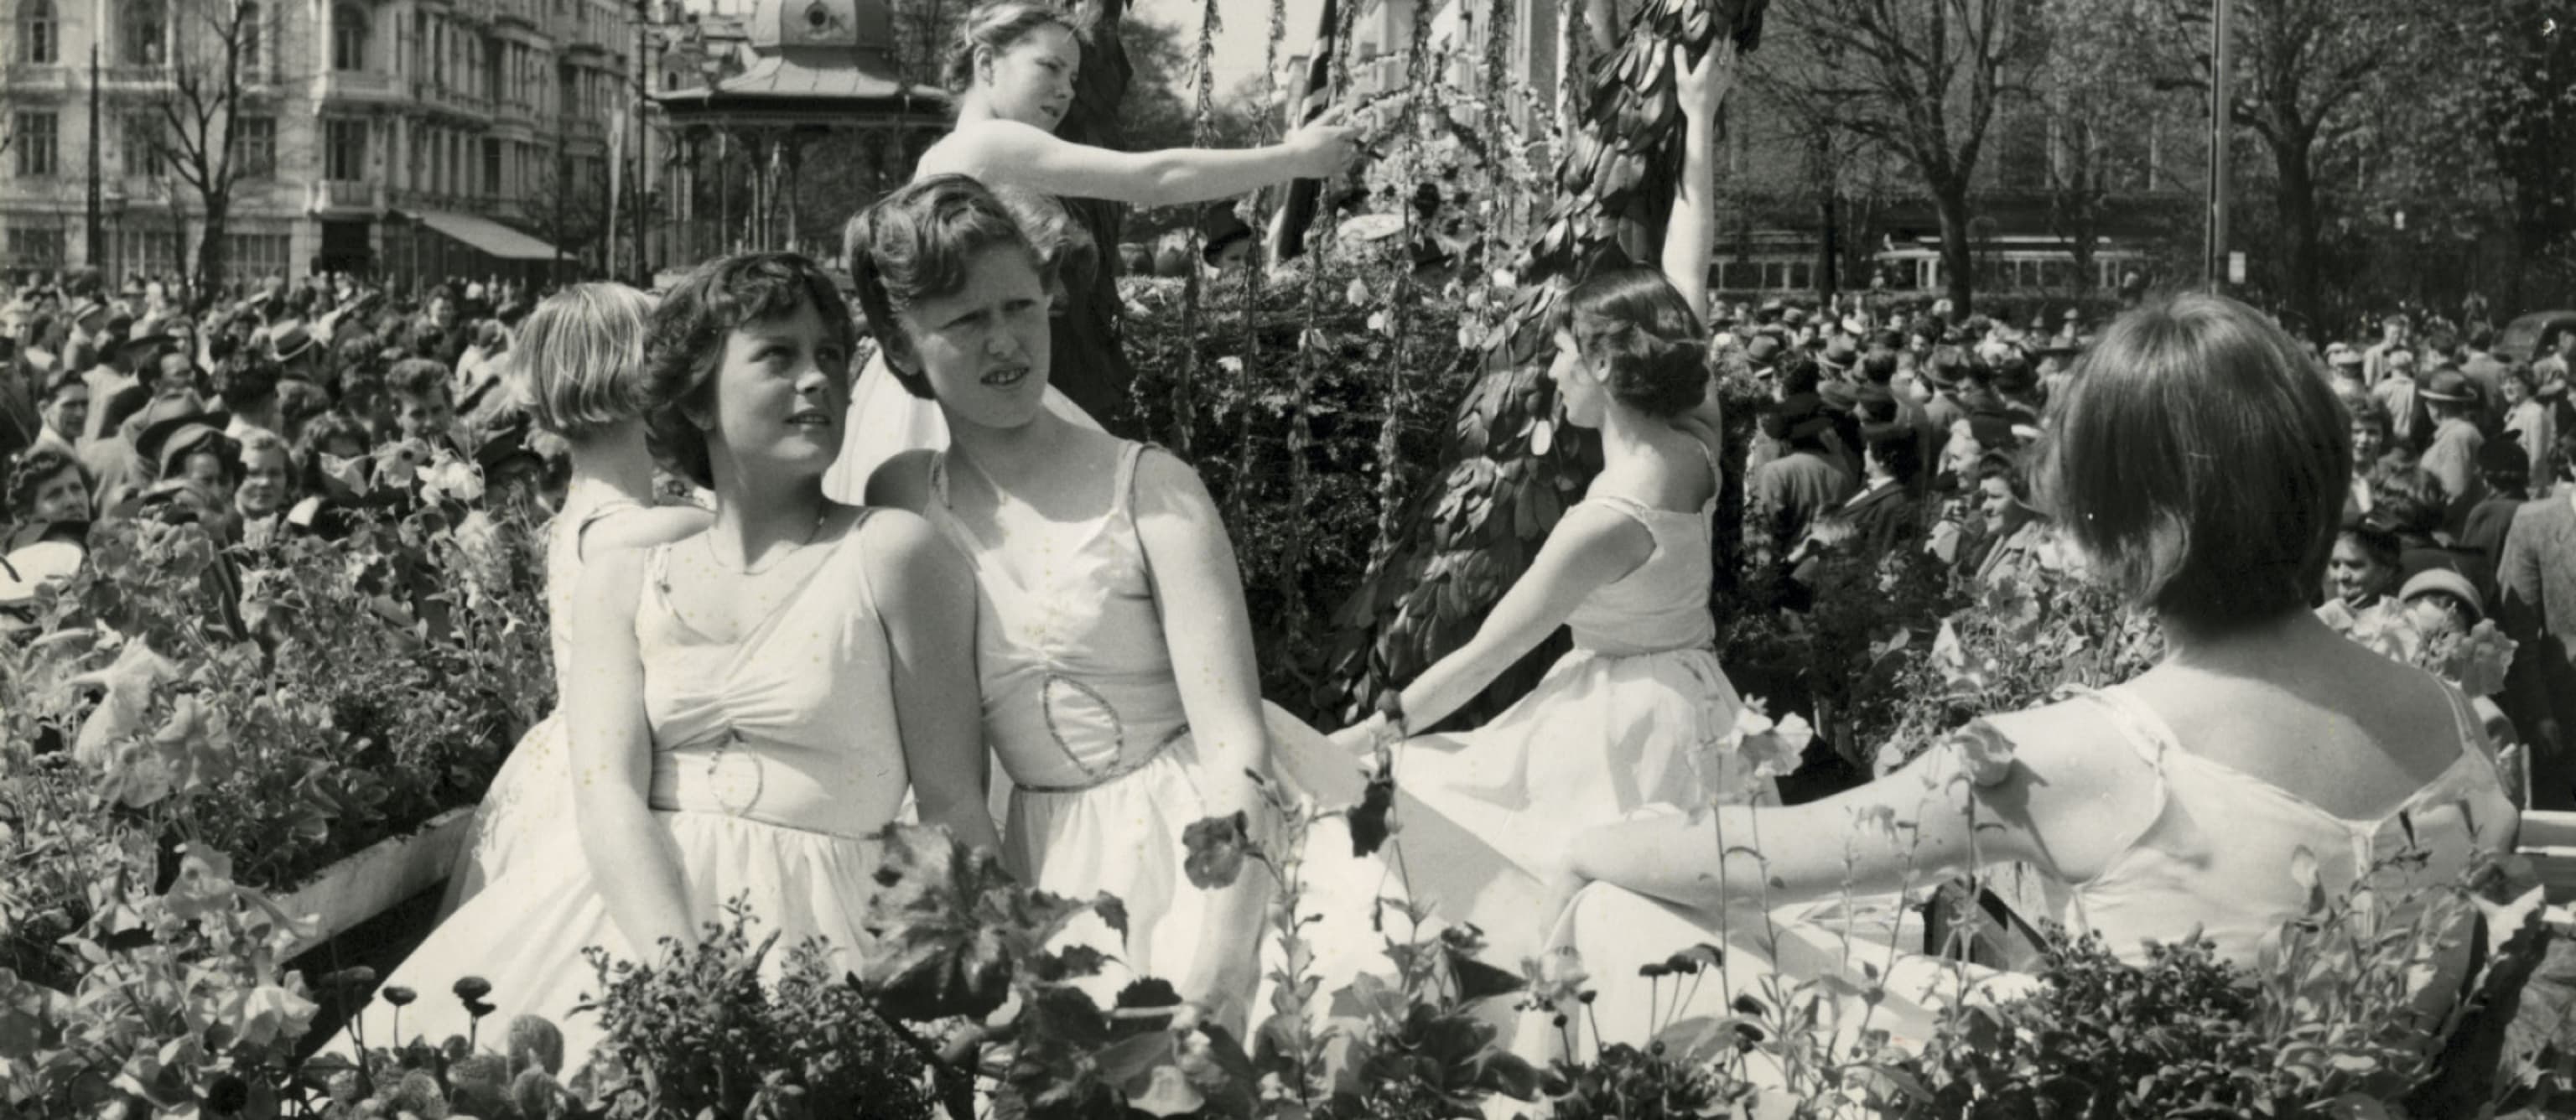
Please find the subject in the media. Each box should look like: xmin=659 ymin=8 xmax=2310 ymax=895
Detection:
xmin=1565 ymin=441 xmax=1719 ymax=656
xmin=543 ymin=482 xmax=641 ymax=698
xmin=922 ymin=442 xmax=1191 ymax=791
xmin=632 ymin=517 xmax=911 ymax=837
xmin=2064 ymin=681 xmax=2516 ymax=968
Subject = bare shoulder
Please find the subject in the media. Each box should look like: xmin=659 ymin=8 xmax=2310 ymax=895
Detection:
xmin=582 ymin=504 xmax=712 ymax=556
xmin=864 ymin=448 xmax=939 ymax=513
xmin=922 ymin=120 xmax=1051 ymax=174
xmin=572 ymin=544 xmax=652 ymax=630
xmin=1131 ymin=443 xmax=1215 ymax=508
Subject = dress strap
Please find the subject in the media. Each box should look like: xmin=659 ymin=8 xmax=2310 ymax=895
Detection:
xmin=927 ymin=450 xmax=953 ymax=508
xmin=1109 ymin=441 xmax=1150 ymax=522
xmin=2086 ymin=686 xmax=2174 ymax=770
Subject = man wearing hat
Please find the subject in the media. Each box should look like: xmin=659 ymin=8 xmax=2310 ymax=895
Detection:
xmin=85 ymin=391 xmax=217 ymax=516
xmin=2461 ymin=438 xmax=2533 ymax=563
xmin=217 ymin=360 xmax=284 ymax=447
xmin=62 ymin=297 xmax=109 ymax=374
xmin=1752 ymin=396 xmax=1856 ymax=560
xmin=2418 ymin=369 xmax=2487 ymax=521
xmin=32 ymin=367 xmax=86 ymax=459
xmin=1816 ymin=334 xmax=1861 ymax=382
xmin=266 ymin=319 xmax=323 ymax=382
xmin=79 ymin=319 xmax=139 ymax=442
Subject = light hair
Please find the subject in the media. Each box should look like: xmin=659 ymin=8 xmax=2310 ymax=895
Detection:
xmin=506 ymin=283 xmax=657 ymax=442
xmin=2039 ymin=293 xmax=2349 ymax=632
xmin=945 ymin=1 xmax=1082 ymax=92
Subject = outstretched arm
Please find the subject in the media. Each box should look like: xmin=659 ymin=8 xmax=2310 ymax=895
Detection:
xmin=1356 ymin=504 xmax=1654 ymax=739
xmin=929 ymin=113 xmax=1362 ymax=210
xmin=1659 ymin=40 xmax=1737 ymax=324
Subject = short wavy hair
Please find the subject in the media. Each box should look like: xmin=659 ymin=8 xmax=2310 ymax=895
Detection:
xmin=641 ymin=253 xmax=854 ymax=489
xmin=847 ymin=174 xmax=1044 ymax=401
xmin=508 ymin=283 xmax=657 ymax=442
xmin=945 ymin=0 xmax=1083 ymax=92
xmin=8 ymin=447 xmax=89 ymax=521
xmin=2039 ymin=293 xmax=2349 ymax=631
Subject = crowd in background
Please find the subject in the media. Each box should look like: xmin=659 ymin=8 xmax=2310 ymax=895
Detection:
xmin=3 ymin=262 xmax=2573 ymax=801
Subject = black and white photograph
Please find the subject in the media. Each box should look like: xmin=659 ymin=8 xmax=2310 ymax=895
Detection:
xmin=1 ymin=0 xmax=2573 ymax=1115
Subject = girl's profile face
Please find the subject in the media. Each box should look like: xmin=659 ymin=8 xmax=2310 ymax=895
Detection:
xmin=2326 ymin=537 xmax=2392 ymax=607
xmin=901 ymin=246 xmax=1053 ymax=431
xmin=707 ymin=299 xmax=849 ymax=485
xmin=1548 ymin=328 xmax=1606 ymax=429
xmin=982 ymin=25 xmax=1079 ymax=132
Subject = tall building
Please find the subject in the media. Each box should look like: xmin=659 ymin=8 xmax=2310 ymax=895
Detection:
xmin=0 ymin=0 xmax=636 ymax=288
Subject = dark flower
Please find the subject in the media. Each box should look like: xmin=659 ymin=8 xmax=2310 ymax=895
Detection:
xmin=453 ymin=975 xmax=492 ymax=1002
xmin=382 ymin=985 xmax=417 ymax=1006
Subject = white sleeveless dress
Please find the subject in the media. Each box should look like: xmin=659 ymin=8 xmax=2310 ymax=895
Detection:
xmin=442 ymin=481 xmax=642 ymax=912
xmin=1374 ymin=441 xmax=1762 ymax=968
xmin=1530 ymin=672 xmax=2518 ymax=1067
xmin=349 ymin=516 xmax=911 ymax=1069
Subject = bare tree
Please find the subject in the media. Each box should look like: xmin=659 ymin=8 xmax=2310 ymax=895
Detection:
xmin=2134 ymin=0 xmax=2420 ymax=334
xmin=144 ymin=0 xmax=265 ymax=302
xmin=1753 ymin=0 xmax=2041 ymax=314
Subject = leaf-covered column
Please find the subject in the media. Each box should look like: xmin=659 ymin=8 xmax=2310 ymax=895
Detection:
xmin=1051 ymin=0 xmax=1139 ymax=431
xmin=1330 ymin=0 xmax=1768 ymax=726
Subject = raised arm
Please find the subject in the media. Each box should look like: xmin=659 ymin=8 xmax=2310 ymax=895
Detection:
xmin=1353 ymin=504 xmax=1653 ymax=740
xmin=565 ymin=547 xmax=699 ymax=957
xmin=927 ymin=114 xmax=1361 ymax=210
xmin=866 ymin=508 xmax=1003 ymax=852
xmin=1660 ymin=40 xmax=1736 ymax=321
xmin=1130 ymin=449 xmax=1271 ymax=1021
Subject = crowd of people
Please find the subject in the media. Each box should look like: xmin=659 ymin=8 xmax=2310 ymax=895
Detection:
xmin=0 ymin=0 xmax=2558 ymax=1094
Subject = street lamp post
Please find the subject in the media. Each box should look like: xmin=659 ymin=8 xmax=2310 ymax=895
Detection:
xmin=102 ymin=183 xmax=127 ymax=284
xmin=2204 ymin=0 xmax=2232 ymax=292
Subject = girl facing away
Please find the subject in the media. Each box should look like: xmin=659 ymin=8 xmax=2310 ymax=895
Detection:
xmin=1543 ymin=293 xmax=2516 ymax=1066
xmin=355 ymin=256 xmax=989 ymax=1070
xmin=441 ymin=283 xmax=713 ymax=913
xmin=1322 ymin=39 xmax=1741 ymax=970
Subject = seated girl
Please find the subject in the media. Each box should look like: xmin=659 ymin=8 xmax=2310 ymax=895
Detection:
xmin=1547 ymin=293 xmax=2518 ymax=1057
xmin=350 ymin=255 xmax=989 ymax=1069
xmin=1326 ymin=40 xmax=1740 ymax=968
xmin=440 ymin=283 xmax=717 ymax=913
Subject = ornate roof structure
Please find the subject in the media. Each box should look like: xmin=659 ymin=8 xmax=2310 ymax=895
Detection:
xmin=655 ymin=0 xmax=944 ymax=122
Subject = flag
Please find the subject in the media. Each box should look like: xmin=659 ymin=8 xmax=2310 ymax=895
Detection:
xmin=1265 ymin=0 xmax=1341 ymax=264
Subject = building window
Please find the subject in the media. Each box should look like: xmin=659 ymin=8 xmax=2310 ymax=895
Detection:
xmin=123 ymin=115 xmax=164 ymax=178
xmin=6 ymin=224 xmax=65 ymax=267
xmin=123 ymin=0 xmax=166 ymax=65
xmin=19 ymin=0 xmax=54 ymax=64
xmin=325 ymin=119 xmax=367 ymax=180
xmin=238 ymin=3 xmax=260 ymax=73
xmin=226 ymin=231 xmax=291 ymax=282
xmin=483 ymin=137 xmax=501 ymax=198
xmin=12 ymin=111 xmax=57 ymax=177
xmin=230 ymin=116 xmax=276 ymax=178
xmin=332 ymin=4 xmax=368 ymax=71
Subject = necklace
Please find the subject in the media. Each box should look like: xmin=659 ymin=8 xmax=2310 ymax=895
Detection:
xmin=701 ymin=507 xmax=833 ymax=575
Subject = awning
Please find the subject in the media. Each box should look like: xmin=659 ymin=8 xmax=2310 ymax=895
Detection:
xmin=407 ymin=210 xmax=560 ymax=262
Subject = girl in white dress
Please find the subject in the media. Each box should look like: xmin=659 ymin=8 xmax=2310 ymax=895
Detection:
xmin=1326 ymin=41 xmax=1742 ymax=969
xmin=442 ymin=283 xmax=710 ymax=913
xmin=1548 ymin=294 xmax=2517 ymax=1060
xmin=353 ymin=254 xmax=992 ymax=1068
xmin=823 ymin=0 xmax=1363 ymax=500
xmin=849 ymin=175 xmax=1337 ymax=1030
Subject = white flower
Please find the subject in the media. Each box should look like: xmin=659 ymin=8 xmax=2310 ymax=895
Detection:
xmin=419 ymin=454 xmax=485 ymax=504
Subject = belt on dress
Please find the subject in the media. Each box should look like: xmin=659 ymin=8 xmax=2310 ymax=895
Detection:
xmin=1012 ymin=725 xmax=1192 ymax=795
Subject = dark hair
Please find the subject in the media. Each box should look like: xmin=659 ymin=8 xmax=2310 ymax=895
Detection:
xmin=2470 ymin=324 xmax=2496 ymax=350
xmin=2338 ymin=521 xmax=2402 ymax=574
xmin=216 ymin=359 xmax=282 ymax=412
xmin=641 ymin=252 xmax=855 ymax=489
xmin=1779 ymin=356 xmax=1823 ymax=398
xmin=97 ymin=383 xmax=152 ymax=436
xmin=847 ymin=175 xmax=1044 ymax=401
xmin=1550 ymin=267 xmax=1709 ymax=417
xmin=387 ymin=357 xmax=450 ymax=402
xmin=1975 ymin=449 xmax=2030 ymax=501
xmin=40 ymin=366 xmax=85 ymax=401
xmin=8 ymin=446 xmax=88 ymax=520
xmin=2369 ymin=468 xmax=2449 ymax=535
xmin=946 ymin=1 xmax=1082 ymax=91
xmin=1863 ymin=425 xmax=1920 ymax=484
xmin=1860 ymin=352 xmax=1898 ymax=386
xmin=2040 ymin=293 xmax=2348 ymax=631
